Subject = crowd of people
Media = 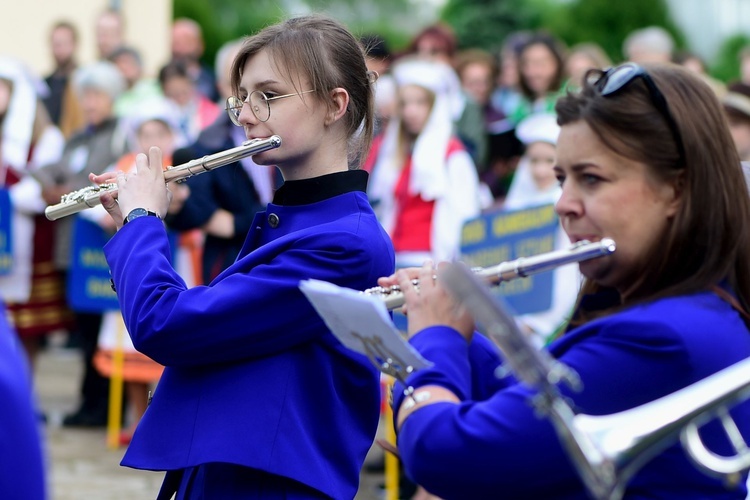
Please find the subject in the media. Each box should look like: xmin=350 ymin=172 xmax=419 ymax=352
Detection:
xmin=2 ymin=8 xmax=750 ymax=499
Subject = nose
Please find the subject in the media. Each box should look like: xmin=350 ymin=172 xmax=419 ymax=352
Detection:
xmin=554 ymin=181 xmax=582 ymax=224
xmin=237 ymin=99 xmax=258 ymax=126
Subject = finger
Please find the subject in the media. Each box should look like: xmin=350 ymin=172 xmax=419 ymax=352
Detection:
xmin=148 ymin=146 xmax=164 ymax=180
xmin=90 ymin=171 xmax=118 ymax=184
xmin=395 ymin=269 xmax=419 ymax=304
xmin=134 ymin=152 xmax=149 ymax=176
xmin=99 ymin=191 xmax=123 ymax=224
xmin=417 ymin=260 xmax=435 ymax=293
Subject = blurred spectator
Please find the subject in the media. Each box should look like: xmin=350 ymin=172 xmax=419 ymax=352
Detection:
xmin=492 ymin=31 xmax=530 ymax=118
xmin=361 ymin=33 xmax=396 ymax=136
xmin=406 ymin=23 xmax=488 ymax=170
xmin=0 ymin=57 xmax=73 ymax=380
xmin=35 ymin=61 xmax=129 ymax=428
xmin=83 ymin=104 xmax=178 ymax=444
xmin=108 ymin=46 xmax=163 ymax=119
xmin=364 ymin=58 xmax=484 ymax=267
xmin=740 ymin=46 xmax=750 ymax=86
xmin=564 ymin=42 xmax=611 ymax=90
xmin=171 ymin=18 xmax=218 ymax=102
xmin=486 ymin=32 xmax=531 ymax=202
xmin=408 ymin=22 xmax=458 ymax=65
xmin=43 ymin=20 xmax=84 ymax=139
xmin=456 ymin=48 xmax=507 ymax=176
xmin=95 ymin=9 xmax=125 ymax=61
xmin=510 ymin=32 xmax=567 ymax=124
xmin=622 ymin=26 xmax=674 ymax=64
xmin=723 ymin=82 xmax=750 ymax=161
xmin=504 ymin=113 xmax=560 ymax=210
xmin=673 ymin=50 xmax=726 ymax=98
xmin=165 ymin=38 xmax=277 ymax=284
xmin=456 ymin=48 xmax=502 ymax=129
xmin=158 ymin=60 xmax=220 ymax=147
xmin=504 ymin=112 xmax=580 ymax=343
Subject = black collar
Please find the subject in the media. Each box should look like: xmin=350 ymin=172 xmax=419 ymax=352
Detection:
xmin=272 ymin=170 xmax=368 ymax=206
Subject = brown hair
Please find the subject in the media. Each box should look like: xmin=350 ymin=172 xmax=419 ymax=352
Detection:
xmin=518 ymin=33 xmax=567 ymax=99
xmin=556 ymin=63 xmax=750 ymax=321
xmin=455 ymin=48 xmax=499 ymax=86
xmin=50 ymin=20 xmax=78 ymax=43
xmin=231 ymin=15 xmax=375 ymax=169
xmin=406 ymin=23 xmax=457 ymax=60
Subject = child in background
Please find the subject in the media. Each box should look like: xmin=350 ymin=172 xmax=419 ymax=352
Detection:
xmin=84 ymin=102 xmax=183 ymax=445
xmin=366 ymin=57 xmax=485 ymax=268
xmin=504 ymin=112 xmax=581 ymax=343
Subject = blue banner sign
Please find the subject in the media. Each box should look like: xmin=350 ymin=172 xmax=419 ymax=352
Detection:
xmin=460 ymin=204 xmax=559 ymax=315
xmin=68 ymin=217 xmax=179 ymax=312
xmin=68 ymin=217 xmax=120 ymax=312
xmin=0 ymin=189 xmax=13 ymax=275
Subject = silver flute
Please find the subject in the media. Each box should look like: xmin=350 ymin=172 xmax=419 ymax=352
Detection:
xmin=44 ymin=135 xmax=282 ymax=221
xmin=364 ymin=238 xmax=616 ymax=310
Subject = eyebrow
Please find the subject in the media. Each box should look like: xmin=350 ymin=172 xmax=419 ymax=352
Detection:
xmin=240 ymin=78 xmax=282 ymax=91
xmin=555 ymin=162 xmax=599 ymax=173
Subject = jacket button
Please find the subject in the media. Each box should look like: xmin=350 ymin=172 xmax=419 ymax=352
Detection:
xmin=268 ymin=213 xmax=280 ymax=228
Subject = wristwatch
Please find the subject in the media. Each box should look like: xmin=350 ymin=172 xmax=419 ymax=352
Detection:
xmin=123 ymin=208 xmax=161 ymax=225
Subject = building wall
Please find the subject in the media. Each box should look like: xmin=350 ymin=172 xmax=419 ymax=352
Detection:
xmin=0 ymin=0 xmax=171 ymax=81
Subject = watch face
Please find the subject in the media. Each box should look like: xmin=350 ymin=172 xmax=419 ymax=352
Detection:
xmin=127 ymin=208 xmax=149 ymax=221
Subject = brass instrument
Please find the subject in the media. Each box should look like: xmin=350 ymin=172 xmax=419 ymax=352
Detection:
xmin=44 ymin=135 xmax=283 ymax=221
xmin=439 ymin=262 xmax=750 ymax=500
xmin=364 ymin=238 xmax=616 ymax=311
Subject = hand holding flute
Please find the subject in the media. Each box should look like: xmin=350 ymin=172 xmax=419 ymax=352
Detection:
xmin=379 ymin=261 xmax=476 ymax=341
xmin=90 ymin=146 xmax=171 ymax=230
xmin=45 ymin=135 xmax=282 ymax=221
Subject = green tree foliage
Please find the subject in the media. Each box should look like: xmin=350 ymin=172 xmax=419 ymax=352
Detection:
xmin=710 ymin=34 xmax=750 ymax=83
xmin=173 ymin=0 xmax=290 ymax=70
xmin=543 ymin=0 xmax=685 ymax=63
xmin=439 ymin=0 xmax=544 ymax=52
xmin=173 ymin=0 xmax=427 ymax=71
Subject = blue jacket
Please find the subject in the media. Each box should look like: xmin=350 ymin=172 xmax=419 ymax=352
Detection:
xmin=394 ymin=289 xmax=750 ymax=499
xmin=0 ymin=303 xmax=46 ymax=500
xmin=105 ymin=173 xmax=394 ymax=499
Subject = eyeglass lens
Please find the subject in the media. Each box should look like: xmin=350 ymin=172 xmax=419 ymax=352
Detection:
xmin=249 ymin=91 xmax=270 ymax=122
xmin=225 ymin=91 xmax=271 ymax=126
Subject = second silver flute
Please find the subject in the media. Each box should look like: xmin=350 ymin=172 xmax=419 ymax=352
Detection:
xmin=44 ymin=135 xmax=282 ymax=221
xmin=364 ymin=238 xmax=616 ymax=310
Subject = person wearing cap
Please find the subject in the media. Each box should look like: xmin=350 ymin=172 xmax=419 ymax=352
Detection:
xmin=35 ymin=60 xmax=130 ymax=428
xmin=364 ymin=56 xmax=484 ymax=268
xmin=504 ymin=112 xmax=581 ymax=343
xmin=723 ymin=82 xmax=750 ymax=161
xmin=79 ymin=99 xmax=179 ymax=444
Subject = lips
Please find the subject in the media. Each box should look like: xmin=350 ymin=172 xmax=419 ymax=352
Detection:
xmin=569 ymin=234 xmax=600 ymax=244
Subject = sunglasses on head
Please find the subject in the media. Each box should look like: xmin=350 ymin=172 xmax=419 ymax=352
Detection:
xmin=589 ymin=63 xmax=686 ymax=168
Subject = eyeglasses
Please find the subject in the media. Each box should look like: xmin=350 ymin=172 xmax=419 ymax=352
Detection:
xmin=225 ymin=89 xmax=316 ymax=125
xmin=590 ymin=63 xmax=686 ymax=167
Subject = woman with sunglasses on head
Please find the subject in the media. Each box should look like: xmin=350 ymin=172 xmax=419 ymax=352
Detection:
xmin=90 ymin=15 xmax=394 ymax=499
xmin=380 ymin=62 xmax=750 ymax=498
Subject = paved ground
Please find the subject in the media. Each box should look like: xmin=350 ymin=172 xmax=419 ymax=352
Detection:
xmin=36 ymin=338 xmax=388 ymax=500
